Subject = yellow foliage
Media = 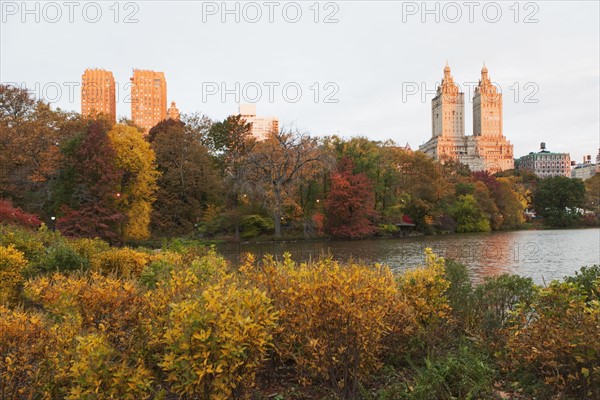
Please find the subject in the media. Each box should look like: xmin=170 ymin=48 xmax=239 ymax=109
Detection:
xmin=0 ymin=245 xmax=28 ymax=304
xmin=240 ymin=253 xmax=401 ymax=397
xmin=91 ymin=247 xmax=150 ymax=276
xmin=158 ymin=281 xmax=277 ymax=399
xmin=70 ymin=237 xmax=110 ymax=260
xmin=66 ymin=333 xmax=153 ymax=400
xmin=504 ymin=281 xmax=600 ymax=397
xmin=397 ymin=248 xmax=451 ymax=328
xmin=108 ymin=124 xmax=159 ymax=240
xmin=0 ymin=306 xmax=56 ymax=398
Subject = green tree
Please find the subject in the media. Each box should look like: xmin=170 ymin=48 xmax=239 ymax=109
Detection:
xmin=208 ymin=115 xmax=254 ymax=239
xmin=449 ymin=194 xmax=491 ymax=233
xmin=533 ymin=176 xmax=586 ymax=226
xmin=585 ymin=174 xmax=600 ymax=217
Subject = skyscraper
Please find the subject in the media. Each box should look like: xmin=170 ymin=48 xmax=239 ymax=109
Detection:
xmin=420 ymin=64 xmax=514 ymax=173
xmin=130 ymin=69 xmax=167 ymax=133
xmin=81 ymin=69 xmax=116 ymax=122
xmin=238 ymin=104 xmax=279 ymax=141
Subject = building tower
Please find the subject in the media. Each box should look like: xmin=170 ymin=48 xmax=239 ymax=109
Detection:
xmin=167 ymin=101 xmax=180 ymax=120
xmin=431 ymin=62 xmax=465 ymax=138
xmin=130 ymin=69 xmax=167 ymax=133
xmin=473 ymin=64 xmax=503 ymax=137
xmin=81 ymin=69 xmax=116 ymax=122
xmin=238 ymin=104 xmax=279 ymax=141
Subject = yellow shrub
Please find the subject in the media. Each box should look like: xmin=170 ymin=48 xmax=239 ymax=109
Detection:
xmin=70 ymin=237 xmax=110 ymax=260
xmin=505 ymin=281 xmax=600 ymax=398
xmin=25 ymin=272 xmax=148 ymax=353
xmin=91 ymin=247 xmax=150 ymax=276
xmin=397 ymin=248 xmax=451 ymax=329
xmin=66 ymin=333 xmax=153 ymax=400
xmin=159 ymin=281 xmax=277 ymax=399
xmin=240 ymin=253 xmax=400 ymax=398
xmin=142 ymin=249 xmax=230 ymax=359
xmin=0 ymin=245 xmax=28 ymax=304
xmin=0 ymin=306 xmax=57 ymax=398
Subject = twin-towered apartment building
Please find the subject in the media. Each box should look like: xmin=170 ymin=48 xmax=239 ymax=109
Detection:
xmin=419 ymin=64 xmax=514 ymax=173
xmin=81 ymin=68 xmax=178 ymax=133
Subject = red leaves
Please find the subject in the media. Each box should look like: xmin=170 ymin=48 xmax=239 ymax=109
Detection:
xmin=0 ymin=199 xmax=41 ymax=228
xmin=325 ymin=158 xmax=377 ymax=238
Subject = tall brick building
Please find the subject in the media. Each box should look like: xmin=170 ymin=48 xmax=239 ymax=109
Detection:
xmin=81 ymin=69 xmax=116 ymax=122
xmin=419 ymin=64 xmax=514 ymax=173
xmin=130 ymin=69 xmax=167 ymax=133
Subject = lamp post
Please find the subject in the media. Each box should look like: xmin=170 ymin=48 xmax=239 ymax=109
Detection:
xmin=50 ymin=216 xmax=56 ymax=232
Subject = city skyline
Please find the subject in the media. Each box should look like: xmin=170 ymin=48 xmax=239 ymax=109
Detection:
xmin=2 ymin=1 xmax=598 ymax=161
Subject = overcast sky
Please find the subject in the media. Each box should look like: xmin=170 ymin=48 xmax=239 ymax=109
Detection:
xmin=2 ymin=1 xmax=599 ymax=163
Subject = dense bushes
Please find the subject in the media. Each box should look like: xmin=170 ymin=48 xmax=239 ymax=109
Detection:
xmin=1 ymin=225 xmax=599 ymax=399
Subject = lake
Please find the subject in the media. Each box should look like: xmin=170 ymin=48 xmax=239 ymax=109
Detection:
xmin=218 ymin=228 xmax=600 ymax=284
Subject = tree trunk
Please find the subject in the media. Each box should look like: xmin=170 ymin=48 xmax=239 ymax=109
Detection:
xmin=273 ymin=210 xmax=282 ymax=238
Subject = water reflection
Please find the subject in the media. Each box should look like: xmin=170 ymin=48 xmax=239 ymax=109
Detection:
xmin=218 ymin=228 xmax=600 ymax=284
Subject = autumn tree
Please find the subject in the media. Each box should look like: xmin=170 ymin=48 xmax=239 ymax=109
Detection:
xmin=108 ymin=124 xmax=159 ymax=240
xmin=245 ymin=130 xmax=331 ymax=238
xmin=55 ymin=121 xmax=124 ymax=241
xmin=325 ymin=157 xmax=377 ymax=238
xmin=148 ymin=118 xmax=222 ymax=236
xmin=0 ymin=84 xmax=87 ymax=219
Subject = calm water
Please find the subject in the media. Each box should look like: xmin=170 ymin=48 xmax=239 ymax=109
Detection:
xmin=218 ymin=228 xmax=600 ymax=284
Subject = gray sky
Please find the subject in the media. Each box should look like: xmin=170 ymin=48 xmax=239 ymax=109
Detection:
xmin=2 ymin=0 xmax=599 ymax=163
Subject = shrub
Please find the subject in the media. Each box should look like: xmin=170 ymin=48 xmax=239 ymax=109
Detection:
xmin=37 ymin=243 xmax=90 ymax=273
xmin=159 ymin=282 xmax=277 ymax=399
xmin=397 ymin=249 xmax=451 ymax=331
xmin=0 ymin=199 xmax=41 ymax=228
xmin=0 ymin=245 xmax=28 ymax=304
xmin=0 ymin=225 xmax=45 ymax=267
xmin=0 ymin=306 xmax=56 ymax=398
xmin=472 ymin=274 xmax=537 ymax=344
xmin=70 ymin=237 xmax=110 ymax=260
xmin=564 ymin=264 xmax=600 ymax=300
xmin=240 ymin=214 xmax=274 ymax=239
xmin=377 ymin=224 xmax=400 ymax=236
xmin=442 ymin=259 xmax=474 ymax=330
xmin=504 ymin=281 xmax=600 ymax=398
xmin=91 ymin=247 xmax=150 ymax=277
xmin=66 ymin=333 xmax=153 ymax=400
xmin=241 ymin=253 xmax=401 ymax=399
xmin=400 ymin=345 xmax=495 ymax=400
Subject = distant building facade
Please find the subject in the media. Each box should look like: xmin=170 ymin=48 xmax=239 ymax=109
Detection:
xmin=130 ymin=69 xmax=167 ymax=133
xmin=517 ymin=143 xmax=571 ymax=178
xmin=167 ymin=101 xmax=180 ymax=120
xmin=81 ymin=69 xmax=116 ymax=122
xmin=571 ymin=154 xmax=597 ymax=180
xmin=419 ymin=64 xmax=514 ymax=173
xmin=239 ymin=104 xmax=279 ymax=141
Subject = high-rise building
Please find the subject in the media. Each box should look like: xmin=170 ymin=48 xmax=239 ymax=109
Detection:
xmin=517 ymin=142 xmax=571 ymax=178
xmin=419 ymin=64 xmax=514 ymax=173
xmin=432 ymin=63 xmax=465 ymax=138
xmin=81 ymin=69 xmax=116 ymax=122
xmin=130 ymin=69 xmax=167 ymax=133
xmin=238 ymin=104 xmax=279 ymax=141
xmin=167 ymin=101 xmax=180 ymax=120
